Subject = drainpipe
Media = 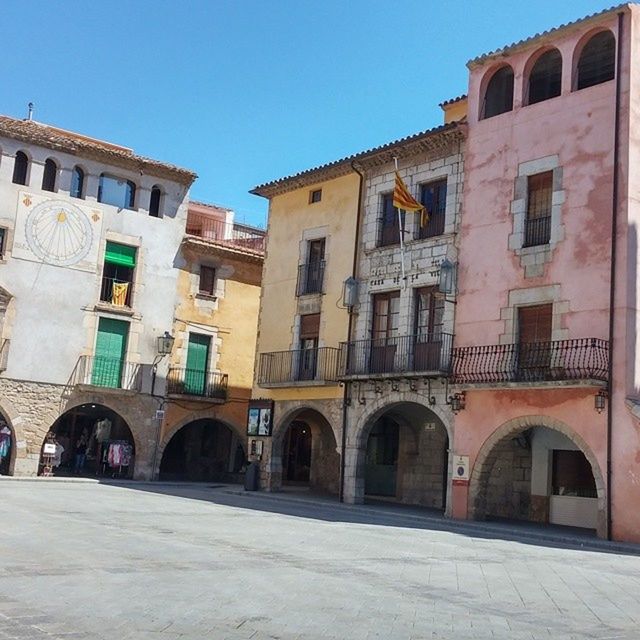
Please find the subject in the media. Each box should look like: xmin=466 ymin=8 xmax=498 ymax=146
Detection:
xmin=339 ymin=161 xmax=365 ymax=502
xmin=606 ymin=11 xmax=624 ymax=541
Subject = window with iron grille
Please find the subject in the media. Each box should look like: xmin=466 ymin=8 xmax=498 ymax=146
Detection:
xmin=419 ymin=180 xmax=447 ymax=239
xmin=199 ymin=265 xmax=216 ymax=296
xmin=577 ymin=31 xmax=615 ymax=90
xmin=527 ymin=49 xmax=562 ymax=105
xmin=0 ymin=229 xmax=6 ymax=259
xmin=378 ymin=193 xmax=404 ymax=247
xmin=524 ymin=172 xmax=552 ymax=247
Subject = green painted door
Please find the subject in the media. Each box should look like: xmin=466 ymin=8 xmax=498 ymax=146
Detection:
xmin=185 ymin=333 xmax=210 ymax=395
xmin=92 ymin=318 xmax=129 ymax=388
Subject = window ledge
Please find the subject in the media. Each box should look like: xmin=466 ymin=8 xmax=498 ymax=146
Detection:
xmin=94 ymin=302 xmax=136 ymax=317
xmin=195 ymin=293 xmax=217 ymax=302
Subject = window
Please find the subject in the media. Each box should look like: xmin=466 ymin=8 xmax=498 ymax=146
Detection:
xmin=552 ymin=450 xmax=597 ymax=498
xmin=297 ymin=238 xmax=325 ymax=295
xmin=149 ymin=186 xmax=162 ymax=217
xmin=524 ymin=172 xmax=552 ymax=247
xmin=100 ymin=241 xmax=136 ymax=307
xmin=370 ymin=291 xmax=400 ymax=373
xmin=481 ymin=66 xmax=514 ymax=119
xmin=41 ymin=158 xmax=57 ymax=192
xmin=419 ymin=179 xmax=447 ymax=238
xmin=517 ymin=304 xmax=552 ymax=376
xmin=0 ymin=229 xmax=6 ymax=259
xmin=298 ymin=313 xmax=320 ymax=380
xmin=527 ymin=49 xmax=562 ymax=105
xmin=576 ymin=31 xmax=615 ymax=90
xmin=309 ymin=188 xmax=322 ymax=204
xmin=12 ymin=151 xmax=28 ymax=185
xmin=98 ymin=173 xmax=136 ymax=210
xmin=378 ymin=193 xmax=404 ymax=247
xmin=70 ymin=166 xmax=85 ymax=199
xmin=199 ymin=265 xmax=216 ymax=296
xmin=414 ymin=287 xmax=444 ymax=371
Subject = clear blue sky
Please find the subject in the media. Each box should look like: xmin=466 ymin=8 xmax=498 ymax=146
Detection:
xmin=1 ymin=1 xmax=607 ymax=226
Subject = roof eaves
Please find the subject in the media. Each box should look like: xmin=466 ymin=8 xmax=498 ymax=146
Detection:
xmin=439 ymin=94 xmax=468 ymax=108
xmin=467 ymin=3 xmax=631 ymax=68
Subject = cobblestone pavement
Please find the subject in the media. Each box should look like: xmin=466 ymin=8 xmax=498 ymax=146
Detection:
xmin=1 ymin=481 xmax=639 ymax=640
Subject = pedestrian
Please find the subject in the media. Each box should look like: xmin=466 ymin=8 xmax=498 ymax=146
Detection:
xmin=74 ymin=429 xmax=88 ymax=475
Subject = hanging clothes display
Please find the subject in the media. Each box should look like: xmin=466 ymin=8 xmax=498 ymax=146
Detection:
xmin=107 ymin=440 xmax=133 ymax=470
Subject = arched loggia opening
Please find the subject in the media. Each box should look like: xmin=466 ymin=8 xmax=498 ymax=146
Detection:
xmin=0 ymin=411 xmax=15 ymax=476
xmin=39 ymin=404 xmax=135 ymax=478
xmin=274 ymin=408 xmax=339 ymax=495
xmin=470 ymin=422 xmax=605 ymax=534
xmin=159 ymin=419 xmax=246 ymax=483
xmin=359 ymin=402 xmax=450 ymax=510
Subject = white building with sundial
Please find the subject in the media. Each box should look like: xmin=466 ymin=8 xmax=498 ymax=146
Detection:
xmin=0 ymin=113 xmax=196 ymax=478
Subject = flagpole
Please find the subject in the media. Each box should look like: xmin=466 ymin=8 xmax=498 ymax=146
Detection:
xmin=393 ymin=157 xmax=407 ymax=286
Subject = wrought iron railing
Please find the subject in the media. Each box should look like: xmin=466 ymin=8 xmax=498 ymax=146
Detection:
xmin=451 ymin=338 xmax=609 ymax=384
xmin=70 ymin=355 xmax=142 ymax=391
xmin=167 ymin=366 xmax=228 ymax=400
xmin=258 ymin=347 xmax=340 ymax=385
xmin=418 ymin=210 xmax=445 ymax=239
xmin=296 ymin=261 xmax=325 ymax=296
xmin=339 ymin=333 xmax=454 ymax=377
xmin=100 ymin=277 xmax=133 ymax=307
xmin=523 ymin=215 xmax=551 ymax=247
xmin=0 ymin=339 xmax=9 ymax=372
xmin=185 ymin=212 xmax=266 ymax=253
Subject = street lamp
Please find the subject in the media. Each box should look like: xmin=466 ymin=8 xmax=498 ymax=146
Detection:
xmin=157 ymin=331 xmax=175 ymax=356
xmin=595 ymin=389 xmax=608 ymax=413
xmin=438 ymin=259 xmax=456 ymax=296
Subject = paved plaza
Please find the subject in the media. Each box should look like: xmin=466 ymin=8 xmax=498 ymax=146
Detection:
xmin=0 ymin=481 xmax=639 ymax=639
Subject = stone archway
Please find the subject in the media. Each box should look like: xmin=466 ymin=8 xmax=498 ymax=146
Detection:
xmin=0 ymin=395 xmax=26 ymax=476
xmin=344 ymin=397 xmax=453 ymax=513
xmin=468 ymin=415 xmax=606 ymax=537
xmin=268 ymin=403 xmax=340 ymax=495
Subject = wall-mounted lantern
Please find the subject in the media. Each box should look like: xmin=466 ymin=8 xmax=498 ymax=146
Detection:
xmin=595 ymin=389 xmax=608 ymax=413
xmin=156 ymin=331 xmax=175 ymax=356
xmin=438 ymin=258 xmax=456 ymax=297
xmin=343 ymin=276 xmax=359 ymax=309
xmin=448 ymin=391 xmax=466 ymax=414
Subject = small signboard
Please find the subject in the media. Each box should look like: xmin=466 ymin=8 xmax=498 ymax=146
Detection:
xmin=43 ymin=443 xmax=56 ymax=455
xmin=452 ymin=455 xmax=470 ymax=486
xmin=247 ymin=399 xmax=274 ymax=437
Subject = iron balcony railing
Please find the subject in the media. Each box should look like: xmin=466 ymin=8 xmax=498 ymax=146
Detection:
xmin=100 ymin=277 xmax=133 ymax=308
xmin=339 ymin=333 xmax=454 ymax=378
xmin=185 ymin=212 xmax=266 ymax=253
xmin=451 ymin=338 xmax=609 ymax=384
xmin=70 ymin=355 xmax=142 ymax=391
xmin=296 ymin=260 xmax=326 ymax=296
xmin=0 ymin=339 xmax=9 ymax=372
xmin=418 ymin=210 xmax=445 ymax=239
xmin=523 ymin=215 xmax=551 ymax=247
xmin=167 ymin=366 xmax=228 ymax=400
xmin=258 ymin=347 xmax=340 ymax=385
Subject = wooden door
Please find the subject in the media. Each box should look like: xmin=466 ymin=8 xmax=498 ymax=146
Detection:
xmin=185 ymin=333 xmax=211 ymax=395
xmin=517 ymin=304 xmax=552 ymax=380
xmin=370 ymin=292 xmax=400 ymax=373
xmin=414 ymin=287 xmax=444 ymax=371
xmin=92 ymin=318 xmax=129 ymax=388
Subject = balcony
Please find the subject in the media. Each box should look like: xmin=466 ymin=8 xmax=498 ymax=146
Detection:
xmin=185 ymin=212 xmax=265 ymax=254
xmin=339 ymin=333 xmax=454 ymax=379
xmin=258 ymin=347 xmax=340 ymax=387
xmin=99 ymin=276 xmax=133 ymax=308
xmin=296 ymin=261 xmax=325 ymax=296
xmin=69 ymin=356 xmax=142 ymax=391
xmin=523 ymin=215 xmax=551 ymax=248
xmin=451 ymin=338 xmax=609 ymax=386
xmin=167 ymin=367 xmax=228 ymax=400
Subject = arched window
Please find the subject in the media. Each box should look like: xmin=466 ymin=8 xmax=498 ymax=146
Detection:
xmin=70 ymin=166 xmax=85 ymax=199
xmin=149 ymin=186 xmax=162 ymax=217
xmin=98 ymin=173 xmax=136 ymax=210
xmin=12 ymin=151 xmax=28 ymax=185
xmin=481 ymin=66 xmax=514 ymax=119
xmin=527 ymin=49 xmax=562 ymax=105
xmin=576 ymin=31 xmax=615 ymax=90
xmin=42 ymin=158 xmax=57 ymax=192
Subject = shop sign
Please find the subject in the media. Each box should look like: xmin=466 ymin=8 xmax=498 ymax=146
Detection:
xmin=43 ymin=443 xmax=56 ymax=455
xmin=452 ymin=455 xmax=469 ymax=485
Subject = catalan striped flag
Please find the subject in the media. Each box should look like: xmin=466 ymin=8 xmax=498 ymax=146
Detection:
xmin=393 ymin=171 xmax=429 ymax=227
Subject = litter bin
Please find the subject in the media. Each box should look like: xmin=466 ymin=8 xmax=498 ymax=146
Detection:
xmin=244 ymin=461 xmax=260 ymax=491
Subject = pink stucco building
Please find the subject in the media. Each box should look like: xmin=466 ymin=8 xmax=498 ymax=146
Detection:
xmin=450 ymin=4 xmax=640 ymax=541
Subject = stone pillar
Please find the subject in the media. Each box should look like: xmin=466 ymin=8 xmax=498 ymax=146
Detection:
xmin=342 ymin=445 xmax=364 ymax=504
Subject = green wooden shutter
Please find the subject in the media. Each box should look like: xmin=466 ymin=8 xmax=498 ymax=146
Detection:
xmin=105 ymin=242 xmax=137 ymax=267
xmin=92 ymin=318 xmax=129 ymax=387
xmin=185 ymin=333 xmax=210 ymax=395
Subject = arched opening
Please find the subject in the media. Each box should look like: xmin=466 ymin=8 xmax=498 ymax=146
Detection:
xmin=12 ymin=151 xmax=29 ymax=185
xmin=0 ymin=412 xmax=15 ymax=476
xmin=149 ymin=186 xmax=162 ymax=217
xmin=38 ymin=404 xmax=135 ymax=478
xmin=470 ymin=424 xmax=603 ymax=533
xmin=526 ymin=48 xmax=562 ymax=105
xmin=360 ymin=402 xmax=449 ymax=509
xmin=275 ymin=408 xmax=339 ymax=495
xmin=160 ymin=419 xmax=245 ymax=482
xmin=42 ymin=158 xmax=58 ymax=192
xmin=480 ymin=65 xmax=514 ymax=120
xmin=70 ymin=165 xmax=85 ymax=199
xmin=575 ymin=30 xmax=615 ymax=90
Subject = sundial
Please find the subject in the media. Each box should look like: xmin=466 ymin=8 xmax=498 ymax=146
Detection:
xmin=25 ymin=199 xmax=93 ymax=266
